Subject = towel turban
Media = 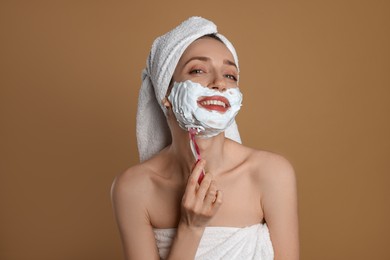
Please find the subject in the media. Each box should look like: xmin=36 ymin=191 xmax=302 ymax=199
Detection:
xmin=136 ymin=16 xmax=241 ymax=162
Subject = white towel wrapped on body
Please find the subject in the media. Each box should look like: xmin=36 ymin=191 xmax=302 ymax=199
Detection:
xmin=153 ymin=223 xmax=274 ymax=260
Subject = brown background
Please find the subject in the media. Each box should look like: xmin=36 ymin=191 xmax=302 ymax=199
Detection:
xmin=1 ymin=0 xmax=389 ymax=259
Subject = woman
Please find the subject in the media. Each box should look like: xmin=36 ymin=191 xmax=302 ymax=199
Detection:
xmin=111 ymin=17 xmax=299 ymax=260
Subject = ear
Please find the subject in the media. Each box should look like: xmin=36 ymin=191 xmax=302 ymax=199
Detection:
xmin=162 ymin=97 xmax=171 ymax=109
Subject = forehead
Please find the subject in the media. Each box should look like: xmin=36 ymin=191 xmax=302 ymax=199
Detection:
xmin=178 ymin=37 xmax=235 ymax=64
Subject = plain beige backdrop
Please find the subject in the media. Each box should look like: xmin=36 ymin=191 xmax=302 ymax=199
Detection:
xmin=1 ymin=1 xmax=389 ymax=259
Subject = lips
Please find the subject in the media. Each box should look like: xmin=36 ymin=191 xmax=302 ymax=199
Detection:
xmin=197 ymin=96 xmax=230 ymax=112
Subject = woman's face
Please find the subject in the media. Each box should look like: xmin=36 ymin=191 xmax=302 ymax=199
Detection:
xmin=166 ymin=37 xmax=242 ymax=137
xmin=171 ymin=37 xmax=239 ymax=91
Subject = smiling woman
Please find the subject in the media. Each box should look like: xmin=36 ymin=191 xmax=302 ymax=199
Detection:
xmin=111 ymin=16 xmax=299 ymax=260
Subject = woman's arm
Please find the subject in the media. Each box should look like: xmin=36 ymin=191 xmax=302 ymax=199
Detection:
xmin=111 ymin=169 xmax=160 ymax=260
xmin=261 ymin=154 xmax=300 ymax=260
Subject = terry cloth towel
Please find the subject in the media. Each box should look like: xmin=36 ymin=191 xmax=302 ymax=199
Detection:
xmin=153 ymin=223 xmax=274 ymax=260
xmin=136 ymin=16 xmax=242 ymax=162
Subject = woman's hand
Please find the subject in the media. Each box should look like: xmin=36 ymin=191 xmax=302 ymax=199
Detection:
xmin=179 ymin=159 xmax=223 ymax=228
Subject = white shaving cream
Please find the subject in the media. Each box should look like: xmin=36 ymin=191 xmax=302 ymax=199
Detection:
xmin=167 ymin=80 xmax=243 ymax=138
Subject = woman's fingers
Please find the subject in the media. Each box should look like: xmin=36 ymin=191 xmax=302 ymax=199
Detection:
xmin=184 ymin=160 xmax=206 ymax=199
xmin=185 ymin=159 xmax=206 ymax=193
xmin=204 ymin=182 xmax=223 ymax=212
xmin=180 ymin=161 xmax=223 ymax=227
xmin=213 ymin=189 xmax=223 ymax=208
xmin=195 ymin=172 xmax=212 ymax=200
xmin=203 ymin=180 xmax=218 ymax=205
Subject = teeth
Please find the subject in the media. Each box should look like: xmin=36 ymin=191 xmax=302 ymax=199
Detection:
xmin=200 ymin=100 xmax=226 ymax=107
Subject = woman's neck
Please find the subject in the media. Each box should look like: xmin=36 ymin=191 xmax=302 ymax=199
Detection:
xmin=168 ymin=130 xmax=226 ymax=179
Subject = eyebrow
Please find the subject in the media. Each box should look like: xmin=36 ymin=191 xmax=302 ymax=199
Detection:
xmin=183 ymin=56 xmax=237 ymax=69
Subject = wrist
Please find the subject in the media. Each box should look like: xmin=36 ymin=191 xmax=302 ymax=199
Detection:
xmin=166 ymin=221 xmax=205 ymax=260
xmin=177 ymin=221 xmax=205 ymax=237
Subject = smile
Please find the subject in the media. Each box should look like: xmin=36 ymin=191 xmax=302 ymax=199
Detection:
xmin=197 ymin=96 xmax=230 ymax=112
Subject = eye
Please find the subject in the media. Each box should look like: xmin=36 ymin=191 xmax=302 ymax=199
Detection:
xmin=190 ymin=69 xmax=204 ymax=74
xmin=224 ymin=74 xmax=238 ymax=81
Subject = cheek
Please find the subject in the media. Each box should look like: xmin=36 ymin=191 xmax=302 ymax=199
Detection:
xmin=189 ymin=78 xmax=209 ymax=87
xmin=227 ymin=81 xmax=239 ymax=89
xmin=179 ymin=75 xmax=211 ymax=89
xmin=172 ymin=77 xmax=209 ymax=88
xmin=172 ymin=70 xmax=211 ymax=87
xmin=171 ymin=73 xmax=183 ymax=83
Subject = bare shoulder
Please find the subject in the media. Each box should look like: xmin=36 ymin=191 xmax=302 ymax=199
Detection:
xmin=242 ymin=146 xmax=296 ymax=187
xmin=254 ymin=150 xmax=294 ymax=175
xmin=111 ymin=162 xmax=156 ymax=206
xmin=225 ymin=140 xmax=296 ymax=188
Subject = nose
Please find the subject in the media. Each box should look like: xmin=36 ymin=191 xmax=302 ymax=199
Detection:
xmin=208 ymin=74 xmax=227 ymax=92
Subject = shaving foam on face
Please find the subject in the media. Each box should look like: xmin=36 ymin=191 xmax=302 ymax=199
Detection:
xmin=167 ymin=80 xmax=243 ymax=138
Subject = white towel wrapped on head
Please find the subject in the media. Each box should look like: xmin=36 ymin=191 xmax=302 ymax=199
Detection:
xmin=136 ymin=16 xmax=241 ymax=162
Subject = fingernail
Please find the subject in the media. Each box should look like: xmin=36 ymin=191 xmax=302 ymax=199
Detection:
xmin=198 ymin=171 xmax=205 ymax=184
